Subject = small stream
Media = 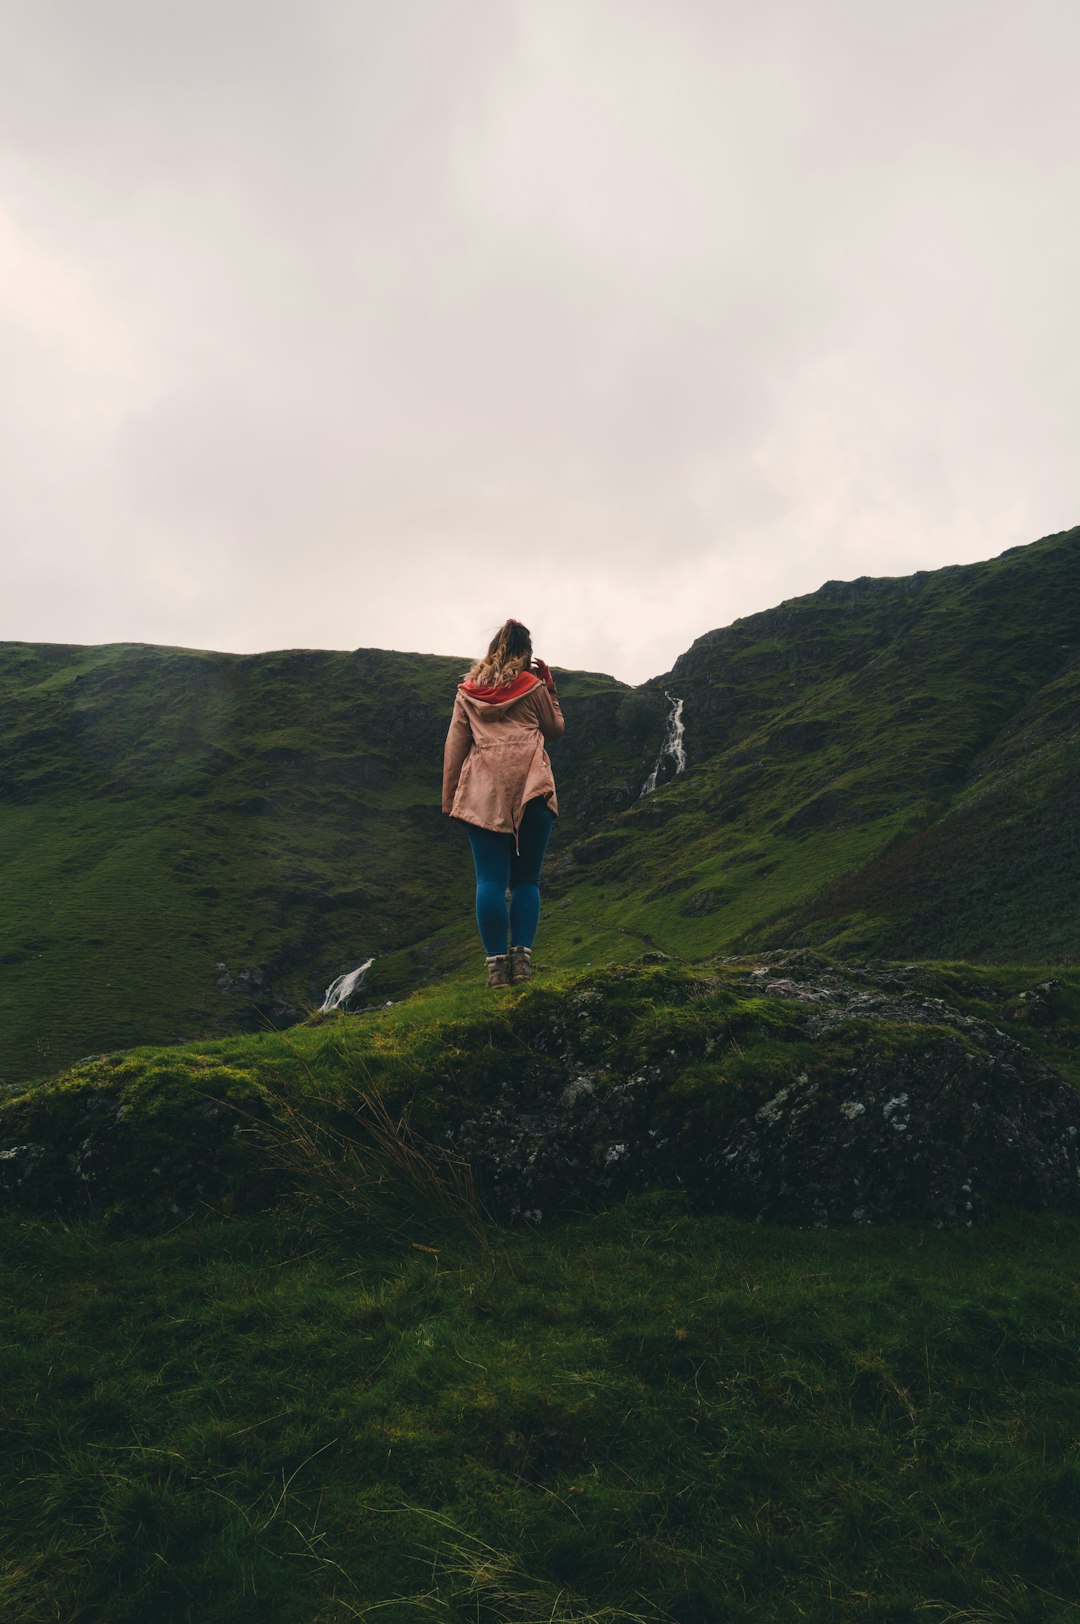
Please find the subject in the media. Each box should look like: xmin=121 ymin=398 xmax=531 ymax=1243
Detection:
xmin=321 ymin=958 xmax=374 ymax=1011
xmin=640 ymin=693 xmax=686 ymax=796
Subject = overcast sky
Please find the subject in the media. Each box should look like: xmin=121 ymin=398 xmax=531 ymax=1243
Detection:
xmin=1 ymin=0 xmax=1077 ymax=685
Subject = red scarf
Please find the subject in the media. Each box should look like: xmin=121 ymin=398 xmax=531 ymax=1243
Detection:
xmin=461 ymin=672 xmax=541 ymax=705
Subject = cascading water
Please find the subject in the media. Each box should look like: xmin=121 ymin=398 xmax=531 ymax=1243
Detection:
xmin=640 ymin=693 xmax=686 ymax=796
xmin=320 ymin=958 xmax=374 ymax=1012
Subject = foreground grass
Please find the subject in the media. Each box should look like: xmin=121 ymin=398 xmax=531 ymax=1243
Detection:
xmin=4 ymin=1197 xmax=1080 ymax=1622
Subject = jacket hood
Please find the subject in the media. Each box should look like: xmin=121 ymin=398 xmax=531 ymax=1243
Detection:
xmin=459 ymin=672 xmax=542 ymax=706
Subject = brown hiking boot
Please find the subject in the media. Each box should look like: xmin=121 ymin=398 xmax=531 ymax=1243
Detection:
xmin=509 ymin=945 xmax=533 ymax=983
xmin=485 ymin=954 xmax=511 ymax=989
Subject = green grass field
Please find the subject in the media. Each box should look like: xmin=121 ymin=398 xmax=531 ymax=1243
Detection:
xmin=5 ymin=1199 xmax=1080 ymax=1622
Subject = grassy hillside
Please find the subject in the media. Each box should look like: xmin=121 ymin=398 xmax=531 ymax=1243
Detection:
xmin=3 ymin=525 xmax=1078 ymax=1089
xmin=5 ymin=959 xmax=1080 ymax=1621
xmin=0 ymin=644 xmax=639 ymax=1087
xmin=785 ymin=652 xmax=1080 ymax=959
xmin=7 ymin=1201 xmax=1080 ymax=1623
xmin=556 ymin=525 xmax=1080 ymax=965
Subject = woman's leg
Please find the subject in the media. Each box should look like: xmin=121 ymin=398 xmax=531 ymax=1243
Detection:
xmin=508 ymin=797 xmax=555 ymax=948
xmin=465 ymin=823 xmax=513 ymax=955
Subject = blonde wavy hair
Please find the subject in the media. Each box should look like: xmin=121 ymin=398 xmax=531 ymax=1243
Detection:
xmin=465 ymin=618 xmax=533 ymax=686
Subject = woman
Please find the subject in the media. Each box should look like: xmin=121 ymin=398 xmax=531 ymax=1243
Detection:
xmin=442 ymin=618 xmax=565 ymax=988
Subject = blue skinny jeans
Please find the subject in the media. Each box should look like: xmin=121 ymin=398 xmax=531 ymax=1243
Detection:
xmin=465 ymin=796 xmax=555 ymax=956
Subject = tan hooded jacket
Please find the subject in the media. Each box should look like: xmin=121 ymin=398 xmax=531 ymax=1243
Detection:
xmin=442 ymin=674 xmax=565 ymax=847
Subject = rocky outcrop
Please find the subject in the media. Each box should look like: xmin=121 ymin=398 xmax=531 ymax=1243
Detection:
xmin=702 ymin=954 xmax=1080 ymax=1226
xmin=440 ymin=954 xmax=1080 ymax=1229
xmin=0 ymin=1062 xmax=281 ymax=1228
xmin=3 ymin=954 xmax=1078 ymax=1231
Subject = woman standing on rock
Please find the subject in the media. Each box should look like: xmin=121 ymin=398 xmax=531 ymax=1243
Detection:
xmin=442 ymin=618 xmax=564 ymax=988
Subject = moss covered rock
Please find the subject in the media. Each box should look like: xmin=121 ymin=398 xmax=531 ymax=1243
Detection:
xmin=3 ymin=955 xmax=1079 ymax=1231
xmin=0 ymin=1056 xmax=282 ymax=1227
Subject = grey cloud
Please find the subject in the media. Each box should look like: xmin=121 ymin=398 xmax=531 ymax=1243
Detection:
xmin=1 ymin=0 xmax=1077 ymax=684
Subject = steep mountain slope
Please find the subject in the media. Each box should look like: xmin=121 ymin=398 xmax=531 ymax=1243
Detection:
xmin=2 ymin=523 xmax=1078 ymax=1089
xmin=552 ymin=524 xmax=1080 ymax=964
xmin=782 ymin=653 xmax=1080 ymax=959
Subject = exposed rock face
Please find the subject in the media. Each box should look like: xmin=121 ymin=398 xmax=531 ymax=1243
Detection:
xmin=712 ymin=1027 xmax=1080 ymax=1227
xmin=677 ymin=887 xmax=730 ymax=917
xmin=214 ymin=961 xmax=301 ymax=1022
xmin=447 ymin=1030 xmax=665 ymax=1227
xmin=445 ymin=953 xmax=1080 ymax=1229
xmin=695 ymin=955 xmax=1080 ymax=1226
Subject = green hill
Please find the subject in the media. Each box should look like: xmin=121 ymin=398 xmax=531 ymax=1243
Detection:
xmin=2 ymin=524 xmax=1078 ymax=1089
xmin=560 ymin=523 xmax=1080 ymax=963
xmin=5 ymin=525 xmax=1080 ymax=1622
xmin=0 ymin=644 xmax=638 ymax=1087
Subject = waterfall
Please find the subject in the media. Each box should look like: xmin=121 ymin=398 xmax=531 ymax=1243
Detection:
xmin=640 ymin=693 xmax=686 ymax=796
xmin=320 ymin=958 xmax=374 ymax=1012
